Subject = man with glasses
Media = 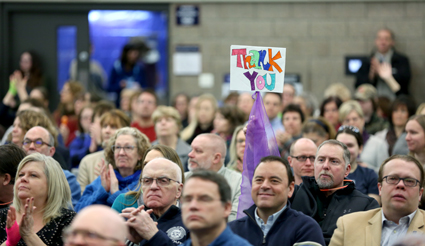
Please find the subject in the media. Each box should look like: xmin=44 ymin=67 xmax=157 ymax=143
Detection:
xmin=23 ymin=126 xmax=81 ymax=208
xmin=288 ymin=138 xmax=317 ymax=185
xmin=64 ymin=205 xmax=127 ymax=246
xmin=289 ymin=139 xmax=379 ymax=245
xmin=330 ymin=155 xmax=425 ymax=246
xmin=120 ymin=157 xmax=190 ymax=245
xmin=180 ymin=170 xmax=252 ymax=246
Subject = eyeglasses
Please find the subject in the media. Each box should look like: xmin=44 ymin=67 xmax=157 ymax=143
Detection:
xmin=291 ymin=155 xmax=315 ymax=162
xmin=338 ymin=125 xmax=360 ymax=133
xmin=22 ymin=138 xmax=52 ymax=148
xmin=112 ymin=145 xmax=136 ymax=153
xmin=383 ymin=175 xmax=421 ymax=187
xmin=62 ymin=227 xmax=119 ymax=244
xmin=141 ymin=177 xmax=180 ymax=187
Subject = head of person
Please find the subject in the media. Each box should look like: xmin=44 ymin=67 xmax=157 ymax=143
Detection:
xmin=323 ymin=83 xmax=352 ymax=102
xmin=405 ymin=115 xmax=425 ymax=155
xmin=302 ymin=117 xmax=335 ymax=146
xmin=105 ymin=127 xmax=151 ymax=177
xmin=293 ymin=92 xmax=317 ymax=118
xmin=172 ymin=93 xmax=190 ymax=119
xmin=282 ymin=104 xmax=305 ymax=136
xmin=100 ymin=109 xmax=131 ymax=146
xmin=339 ymin=100 xmax=365 ymax=133
xmin=390 ymin=95 xmax=416 ymax=128
xmin=252 ymin=156 xmax=295 ymax=213
xmin=29 ymin=86 xmax=49 ymax=108
xmin=152 ymin=106 xmax=182 ymax=138
xmin=282 ymin=83 xmax=296 ymax=108
xmin=375 ymin=28 xmax=395 ymax=54
xmin=377 ymin=96 xmax=392 ymax=119
xmin=288 ymin=138 xmax=317 ymax=181
xmin=141 ymin=158 xmax=183 ymax=215
xmin=314 ymin=140 xmax=351 ymax=189
xmin=13 ymin=153 xmax=72 ymax=224
xmin=11 ymin=110 xmax=58 ymax=148
xmin=120 ymin=88 xmax=137 ymax=112
xmin=64 ymin=205 xmax=127 ymax=246
xmin=60 ymin=80 xmax=84 ymax=105
xmin=213 ymin=106 xmax=246 ymax=137
xmin=237 ymin=92 xmax=254 ymax=118
xmin=23 ymin=126 xmax=56 ymax=156
xmin=335 ymin=125 xmax=363 ymax=165
xmin=354 ymin=84 xmax=377 ymax=119
xmin=0 ymin=144 xmax=27 ymax=196
xmin=223 ymin=92 xmax=239 ymax=106
xmin=129 ymin=91 xmax=142 ymax=116
xmin=136 ymin=89 xmax=158 ymax=119
xmin=181 ymin=170 xmax=232 ymax=232
xmin=120 ymin=43 xmax=140 ymax=66
xmin=195 ymin=94 xmax=218 ymax=126
xmin=188 ymin=134 xmax=227 ymax=172
xmin=228 ymin=125 xmax=246 ymax=172
xmin=320 ymin=96 xmax=343 ymax=127
xmin=78 ymin=105 xmax=94 ymax=134
xmin=19 ymin=51 xmax=43 ymax=88
xmin=263 ymin=92 xmax=282 ymax=120
xmin=416 ymin=103 xmax=425 ymax=116
xmin=378 ymin=155 xmax=424 ymax=219
xmin=17 ymin=98 xmax=46 ymax=113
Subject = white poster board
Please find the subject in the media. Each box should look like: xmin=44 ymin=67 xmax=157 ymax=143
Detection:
xmin=230 ymin=45 xmax=286 ymax=93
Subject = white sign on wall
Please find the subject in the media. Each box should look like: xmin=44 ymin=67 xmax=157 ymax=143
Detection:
xmin=230 ymin=45 xmax=286 ymax=93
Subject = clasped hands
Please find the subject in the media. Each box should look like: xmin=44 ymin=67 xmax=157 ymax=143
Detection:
xmin=99 ymin=159 xmax=119 ymax=194
xmin=5 ymin=198 xmax=36 ymax=246
xmin=120 ymin=205 xmax=159 ymax=243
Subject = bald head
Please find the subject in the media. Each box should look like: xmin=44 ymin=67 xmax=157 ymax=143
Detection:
xmin=144 ymin=157 xmax=182 ymax=183
xmin=290 ymin=138 xmax=317 ymax=156
xmin=188 ymin=134 xmax=227 ymax=172
xmin=68 ymin=205 xmax=127 ymax=245
xmin=288 ymin=138 xmax=317 ymax=185
xmin=23 ymin=126 xmax=55 ymax=156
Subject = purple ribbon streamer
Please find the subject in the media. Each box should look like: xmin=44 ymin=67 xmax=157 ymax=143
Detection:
xmin=237 ymin=91 xmax=280 ymax=219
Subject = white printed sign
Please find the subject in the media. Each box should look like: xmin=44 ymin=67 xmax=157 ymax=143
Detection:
xmin=230 ymin=45 xmax=286 ymax=93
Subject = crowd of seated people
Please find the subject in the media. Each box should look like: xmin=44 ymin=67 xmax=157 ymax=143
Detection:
xmin=2 ymin=27 xmax=425 ymax=246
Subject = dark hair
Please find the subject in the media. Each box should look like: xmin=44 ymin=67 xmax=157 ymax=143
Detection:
xmin=186 ymin=169 xmax=232 ymax=204
xmin=302 ymin=117 xmax=336 ymax=139
xmin=378 ymin=155 xmax=424 ymax=188
xmin=172 ymin=93 xmax=190 ymax=108
xmin=264 ymin=92 xmax=282 ymax=102
xmin=91 ymin=100 xmax=115 ymax=122
xmin=0 ymin=144 xmax=27 ymax=184
xmin=20 ymin=51 xmax=43 ymax=89
xmin=282 ymin=104 xmax=305 ymax=123
xmin=140 ymin=89 xmax=158 ymax=106
xmin=100 ymin=109 xmax=131 ymax=129
xmin=77 ymin=105 xmax=93 ymax=133
xmin=389 ymin=95 xmax=416 ymax=126
xmin=336 ymin=125 xmax=363 ymax=147
xmin=320 ymin=96 xmax=342 ymax=117
xmin=217 ymin=106 xmax=246 ymax=135
xmin=377 ymin=96 xmax=392 ymax=119
xmin=120 ymin=43 xmax=140 ymax=66
xmin=21 ymin=98 xmax=46 ymax=109
xmin=255 ymin=156 xmax=294 ymax=185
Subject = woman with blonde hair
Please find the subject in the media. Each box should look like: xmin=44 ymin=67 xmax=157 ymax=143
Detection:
xmin=75 ymin=127 xmax=150 ymax=212
xmin=181 ymin=93 xmax=218 ymax=144
xmin=0 ymin=153 xmax=75 ymax=245
xmin=151 ymin=106 xmax=191 ymax=171
xmin=339 ymin=100 xmax=388 ymax=171
xmin=227 ymin=125 xmax=246 ymax=173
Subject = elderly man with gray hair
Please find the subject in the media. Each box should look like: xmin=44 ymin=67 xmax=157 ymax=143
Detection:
xmin=289 ymin=139 xmax=379 ymax=245
xmin=120 ymin=157 xmax=190 ymax=246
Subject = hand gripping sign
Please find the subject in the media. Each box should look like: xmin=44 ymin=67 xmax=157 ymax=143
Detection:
xmin=230 ymin=45 xmax=286 ymax=93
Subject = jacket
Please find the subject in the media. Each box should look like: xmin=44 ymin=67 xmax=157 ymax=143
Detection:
xmin=77 ymin=150 xmax=105 ymax=193
xmin=329 ymin=208 xmax=425 ymax=246
xmin=228 ymin=203 xmax=326 ymax=246
xmin=289 ymin=177 xmax=380 ymax=245
xmin=181 ymin=226 xmax=252 ymax=246
xmin=355 ymin=49 xmax=411 ymax=96
xmin=74 ymin=169 xmax=141 ymax=212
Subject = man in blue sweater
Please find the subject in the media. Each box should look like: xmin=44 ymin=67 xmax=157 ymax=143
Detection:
xmin=229 ymin=156 xmax=325 ymax=246
xmin=181 ymin=169 xmax=252 ymax=246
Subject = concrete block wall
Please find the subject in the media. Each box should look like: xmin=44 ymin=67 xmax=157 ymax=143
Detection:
xmin=169 ymin=2 xmax=425 ymax=104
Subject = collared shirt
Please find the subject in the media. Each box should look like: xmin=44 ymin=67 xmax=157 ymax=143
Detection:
xmin=255 ymin=205 xmax=287 ymax=236
xmin=380 ymin=209 xmax=417 ymax=246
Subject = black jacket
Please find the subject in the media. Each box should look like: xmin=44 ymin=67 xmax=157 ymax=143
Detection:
xmin=289 ymin=177 xmax=379 ymax=245
xmin=355 ymin=49 xmax=411 ymax=95
xmin=228 ymin=202 xmax=325 ymax=246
